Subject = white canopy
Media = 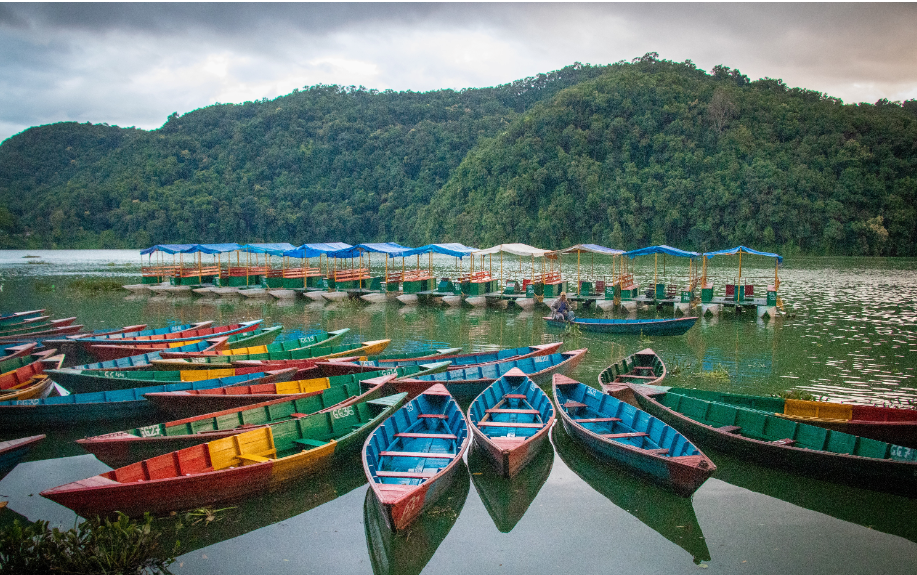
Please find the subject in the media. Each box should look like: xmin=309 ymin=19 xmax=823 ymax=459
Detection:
xmin=472 ymin=243 xmax=554 ymax=258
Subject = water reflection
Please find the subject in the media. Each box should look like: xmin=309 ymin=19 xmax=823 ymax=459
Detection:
xmin=364 ymin=463 xmax=470 ymax=575
xmin=467 ymin=441 xmax=553 ymax=533
xmin=552 ymin=424 xmax=711 ymax=564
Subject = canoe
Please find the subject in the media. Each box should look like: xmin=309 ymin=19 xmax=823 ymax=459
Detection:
xmin=44 ymin=324 xmax=147 ymax=364
xmin=42 ymin=392 xmax=408 ymax=517
xmin=0 ymin=435 xmax=45 ymax=480
xmin=1 ymin=350 xmax=63 ymax=391
xmin=467 ymin=367 xmax=555 ymax=478
xmin=363 ymin=384 xmax=470 ymax=531
xmin=85 ymin=325 xmax=282 ymax=363
xmin=0 ymin=309 xmax=44 ymax=326
xmin=467 ymin=440 xmax=553 ymax=533
xmin=552 ymin=423 xmax=711 ymax=562
xmin=0 ymin=374 xmax=56 ymax=403
xmin=598 ymin=348 xmax=666 ymax=393
xmin=46 ymin=364 xmax=292 ymax=394
xmin=613 ymin=383 xmax=917 ymax=497
xmin=69 ymin=321 xmax=213 ymax=343
xmin=65 ymin=338 xmax=232 ymax=372
xmin=0 ymin=323 xmax=84 ymax=342
xmin=150 ymin=339 xmax=392 ymax=370
xmin=0 ymin=316 xmax=74 ymax=336
xmin=355 ymin=343 xmax=563 ymax=372
xmin=0 ymin=369 xmax=296 ymax=430
xmin=0 ymin=343 xmax=38 ymax=371
xmin=363 ymin=347 xmax=462 ymax=365
xmin=364 ymin=462 xmax=470 ymax=575
xmin=543 ymin=316 xmax=699 ymax=336
xmin=157 ymin=328 xmax=349 ymax=360
xmin=144 ymin=364 xmax=447 ymax=419
xmin=84 ymin=320 xmax=263 ymax=360
xmin=553 ymin=375 xmax=715 ymax=496
xmin=78 ymin=379 xmax=392 ymax=467
xmin=391 ymin=348 xmax=588 ymax=400
xmin=641 ymin=386 xmax=917 ymax=450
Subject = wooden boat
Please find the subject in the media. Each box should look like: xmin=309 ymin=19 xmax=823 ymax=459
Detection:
xmin=0 ymin=309 xmax=44 ymax=326
xmin=144 ymin=364 xmax=447 ymax=419
xmin=0 ymin=323 xmax=84 ymax=342
xmin=0 ymin=350 xmax=63 ymax=392
xmin=157 ymin=328 xmax=348 ymax=360
xmin=598 ymin=348 xmax=666 ymax=394
xmin=363 ymin=384 xmax=470 ymax=531
xmin=641 ymin=386 xmax=917 ymax=450
xmin=467 ymin=440 xmax=553 ymax=533
xmin=78 ymin=379 xmax=392 ymax=467
xmin=356 ymin=343 xmax=562 ymax=372
xmin=391 ymin=348 xmax=588 ymax=399
xmin=467 ymin=367 xmax=555 ymax=477
xmin=613 ymin=383 xmax=917 ymax=496
xmin=346 ymin=346 xmax=462 ymax=366
xmin=86 ymin=325 xmax=282 ymax=362
xmin=84 ymin=320 xmax=263 ymax=360
xmin=150 ymin=339 xmax=392 ymax=370
xmin=0 ymin=435 xmax=45 ymax=480
xmin=0 ymin=374 xmax=56 ymax=402
xmin=0 ymin=342 xmax=38 ymax=370
xmin=46 ymin=364 xmax=292 ymax=395
xmin=44 ymin=324 xmax=147 ymax=363
xmin=69 ymin=321 xmax=213 ymax=343
xmin=543 ymin=315 xmax=699 ymax=336
xmin=0 ymin=369 xmax=296 ymax=430
xmin=553 ymin=375 xmax=715 ymax=496
xmin=0 ymin=315 xmax=52 ymax=335
xmin=65 ymin=338 xmax=232 ymax=372
xmin=364 ymin=463 xmax=470 ymax=575
xmin=552 ymin=423 xmax=711 ymax=562
xmin=42 ymin=392 xmax=408 ymax=517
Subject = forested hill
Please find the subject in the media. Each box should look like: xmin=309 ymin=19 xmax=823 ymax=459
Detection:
xmin=2 ymin=56 xmax=916 ymax=255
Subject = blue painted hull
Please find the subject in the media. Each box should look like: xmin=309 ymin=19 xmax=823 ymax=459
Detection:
xmin=544 ymin=316 xmax=698 ymax=336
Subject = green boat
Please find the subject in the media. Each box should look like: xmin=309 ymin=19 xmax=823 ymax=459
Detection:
xmin=150 ymin=338 xmax=389 ymax=370
xmin=615 ymin=384 xmax=917 ymax=497
xmin=157 ymin=328 xmax=348 ymax=360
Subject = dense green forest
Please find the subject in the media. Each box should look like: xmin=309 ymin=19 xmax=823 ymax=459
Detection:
xmin=1 ymin=54 xmax=915 ymax=255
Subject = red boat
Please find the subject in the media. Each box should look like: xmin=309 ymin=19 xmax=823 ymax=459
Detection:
xmin=0 ymin=324 xmax=84 ymax=342
xmin=0 ymin=350 xmax=63 ymax=391
xmin=85 ymin=321 xmax=262 ymax=361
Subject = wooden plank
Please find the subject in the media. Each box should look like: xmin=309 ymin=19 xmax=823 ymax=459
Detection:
xmin=644 ymin=448 xmax=669 ymax=455
xmin=395 ymin=432 xmax=457 ymax=439
xmin=375 ymin=470 xmax=437 ymax=478
xmin=563 ymin=400 xmax=587 ymax=409
xmin=237 ymin=453 xmax=270 ymax=463
xmin=601 ymin=432 xmax=648 ymax=439
xmin=418 ymin=414 xmax=447 ymax=419
xmin=503 ymin=394 xmax=527 ymax=399
xmin=574 ymin=417 xmax=621 ymax=423
xmin=485 ymin=408 xmax=540 ymax=415
xmin=477 ymin=421 xmax=544 ymax=428
xmin=380 ymin=451 xmax=455 ymax=459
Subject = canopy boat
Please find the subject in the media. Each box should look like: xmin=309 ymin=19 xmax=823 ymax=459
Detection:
xmin=467 ymin=440 xmax=553 ymax=533
xmin=648 ymin=386 xmax=917 ymax=450
xmin=468 ymin=243 xmax=559 ymax=308
xmin=392 ymin=348 xmax=588 ymax=399
xmin=467 ymin=368 xmax=555 ymax=478
xmin=323 ymin=243 xmax=411 ymax=301
xmin=700 ymin=245 xmax=784 ymax=317
xmin=555 ymin=244 xmax=625 ymax=311
xmin=78 ymin=379 xmax=393 ymax=467
xmin=157 ymin=328 xmax=348 ymax=360
xmin=46 ymin=364 xmax=292 ymax=395
xmin=363 ymin=384 xmax=470 ymax=531
xmin=150 ymin=339 xmax=391 ymax=370
xmin=619 ymin=245 xmax=701 ymax=313
xmin=353 ymin=343 xmax=563 ymax=372
xmin=613 ymin=383 xmax=917 ymax=497
xmin=553 ymin=375 xmax=715 ymax=496
xmin=83 ymin=320 xmax=263 ymax=360
xmin=386 ymin=243 xmax=478 ymax=305
xmin=364 ymin=463 xmax=470 ymax=575
xmin=598 ymin=348 xmax=666 ymax=394
xmin=281 ymin=243 xmax=354 ymax=299
xmin=0 ymin=435 xmax=46 ymax=480
xmin=543 ymin=315 xmax=698 ymax=336
xmin=143 ymin=364 xmax=446 ymax=419
xmin=0 ymin=369 xmax=296 ymax=430
xmin=43 ymin=392 xmax=408 ymax=517
xmin=552 ymin=423 xmax=711 ymax=563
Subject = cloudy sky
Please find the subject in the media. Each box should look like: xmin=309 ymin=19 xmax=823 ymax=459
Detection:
xmin=1 ymin=2 xmax=915 ymax=143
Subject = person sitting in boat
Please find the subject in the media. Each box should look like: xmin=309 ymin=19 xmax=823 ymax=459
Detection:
xmin=551 ymin=292 xmax=574 ymax=321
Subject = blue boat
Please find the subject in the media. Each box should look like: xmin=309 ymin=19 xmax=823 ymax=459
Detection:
xmin=467 ymin=368 xmax=555 ymax=478
xmin=0 ymin=369 xmax=294 ymax=429
xmin=0 ymin=434 xmax=45 ymax=479
xmin=67 ymin=339 xmax=230 ymax=371
xmin=552 ymin=374 xmax=715 ymax=496
xmin=543 ymin=315 xmax=698 ymax=336
xmin=363 ymin=384 xmax=470 ymax=531
xmin=355 ymin=343 xmax=562 ymax=371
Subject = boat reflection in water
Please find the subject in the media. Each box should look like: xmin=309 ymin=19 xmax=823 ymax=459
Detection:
xmin=364 ymin=463 xmax=470 ymax=575
xmin=467 ymin=441 xmax=553 ymax=533
xmin=175 ymin=456 xmax=367 ymax=554
xmin=552 ymin=424 xmax=711 ymax=564
xmin=711 ymin=449 xmax=917 ymax=545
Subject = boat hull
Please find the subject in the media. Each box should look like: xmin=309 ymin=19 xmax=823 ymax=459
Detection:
xmin=544 ymin=316 xmax=698 ymax=336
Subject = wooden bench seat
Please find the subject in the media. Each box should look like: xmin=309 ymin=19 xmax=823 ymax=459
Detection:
xmin=477 ymin=421 xmax=545 ymax=428
xmin=644 ymin=448 xmax=669 ymax=455
xmin=486 ymin=408 xmax=540 ymax=415
xmin=503 ymin=394 xmax=528 ymax=399
xmin=293 ymin=438 xmax=329 ymax=448
xmin=718 ymin=425 xmax=742 ymax=434
xmin=395 ymin=432 xmax=457 ymax=439
xmin=574 ymin=417 xmax=621 ymax=423
xmin=418 ymin=414 xmax=447 ymax=419
xmin=601 ymin=432 xmax=648 ymax=439
xmin=563 ymin=400 xmax=587 ymax=409
xmin=236 ymin=447 xmax=277 ymax=463
xmin=375 ymin=470 xmax=437 ymax=478
xmin=380 ymin=451 xmax=455 ymax=459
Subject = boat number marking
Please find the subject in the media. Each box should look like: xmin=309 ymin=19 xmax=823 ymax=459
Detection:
xmin=331 ymin=406 xmax=354 ymax=419
xmin=359 ymin=361 xmax=374 ymax=366
xmin=405 ymin=403 xmax=413 ymax=412
xmin=380 ymin=369 xmax=397 ymax=376
xmin=103 ymin=371 xmax=128 ymax=379
xmin=15 ymin=399 xmax=40 ymax=406
xmin=400 ymin=493 xmax=423 ymax=522
xmin=192 ymin=357 xmax=208 ymax=364
xmin=138 ymin=425 xmax=161 ymax=437
xmin=586 ymin=387 xmax=599 ymax=397
xmin=890 ymin=445 xmax=917 ymax=462
xmin=530 ymin=383 xmax=538 ymax=392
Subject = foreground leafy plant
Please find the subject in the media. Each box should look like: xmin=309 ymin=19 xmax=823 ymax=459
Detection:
xmin=0 ymin=513 xmax=179 ymax=575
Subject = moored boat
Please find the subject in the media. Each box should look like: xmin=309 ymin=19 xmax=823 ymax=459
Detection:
xmin=157 ymin=328 xmax=348 ymax=360
xmin=467 ymin=367 xmax=555 ymax=477
xmin=598 ymin=348 xmax=666 ymax=394
xmin=86 ymin=324 xmax=282 ymax=363
xmin=83 ymin=320 xmax=263 ymax=360
xmin=0 ymin=309 xmax=44 ymax=326
xmin=553 ymin=375 xmax=715 ymax=496
xmin=0 ymin=435 xmax=46 ymax=480
xmin=0 ymin=374 xmax=57 ymax=403
xmin=352 ymin=343 xmax=563 ymax=372
xmin=42 ymin=392 xmax=408 ymax=517
xmin=46 ymin=364 xmax=289 ymax=395
xmin=613 ymin=383 xmax=917 ymax=497
xmin=543 ymin=315 xmax=699 ymax=336
xmin=150 ymin=339 xmax=391 ymax=370
xmin=363 ymin=384 xmax=470 ymax=531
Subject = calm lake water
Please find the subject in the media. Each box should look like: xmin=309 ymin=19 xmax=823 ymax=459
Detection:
xmin=1 ymin=250 xmax=916 ymax=574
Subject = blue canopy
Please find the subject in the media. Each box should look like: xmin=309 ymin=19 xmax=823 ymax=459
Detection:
xmin=327 ymin=243 xmax=412 ymax=259
xmin=704 ymin=246 xmax=783 ymax=264
xmin=623 ymin=245 xmax=700 ymax=259
xmin=186 ymin=243 xmax=242 ymax=254
xmin=397 ymin=243 xmax=479 ymax=259
xmin=240 ymin=243 xmax=297 ymax=257
xmin=559 ymin=244 xmax=624 ymax=256
xmin=140 ymin=244 xmax=197 ymax=256
xmin=283 ymin=243 xmax=352 ymax=259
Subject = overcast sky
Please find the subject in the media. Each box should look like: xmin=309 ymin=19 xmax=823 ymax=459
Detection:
xmin=1 ymin=2 xmax=916 ymax=143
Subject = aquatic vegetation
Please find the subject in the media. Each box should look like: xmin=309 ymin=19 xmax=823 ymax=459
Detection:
xmin=697 ymin=364 xmax=730 ymax=382
xmin=774 ymin=389 xmax=818 ymax=401
xmin=69 ymin=278 xmax=124 ymax=293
